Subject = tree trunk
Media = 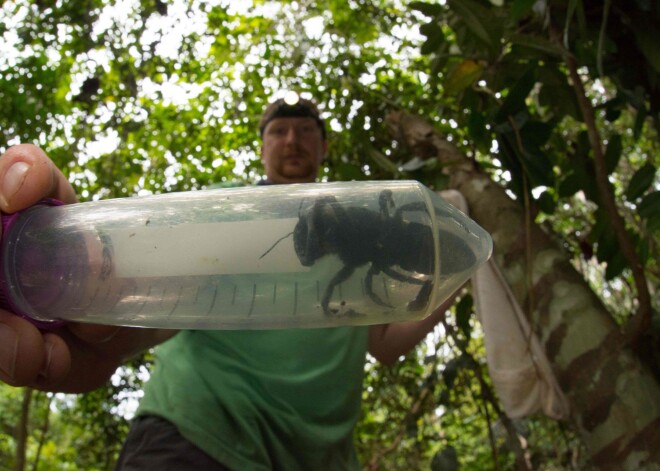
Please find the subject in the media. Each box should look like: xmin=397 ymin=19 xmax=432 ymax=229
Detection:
xmin=14 ymin=387 xmax=33 ymax=471
xmin=32 ymin=392 xmax=53 ymax=471
xmin=386 ymin=111 xmax=660 ymax=470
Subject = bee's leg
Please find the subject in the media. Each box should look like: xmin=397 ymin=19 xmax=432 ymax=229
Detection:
xmin=365 ymin=265 xmax=392 ymax=308
xmin=407 ymin=280 xmax=433 ymax=311
xmin=322 ymin=264 xmax=356 ymax=315
xmin=380 ymin=267 xmax=430 ymax=310
xmin=381 ymin=266 xmax=426 ymax=285
xmin=379 ymin=190 xmax=395 ymax=218
xmin=393 ymin=201 xmax=427 ymax=221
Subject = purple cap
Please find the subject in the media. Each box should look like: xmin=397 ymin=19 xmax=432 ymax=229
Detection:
xmin=0 ymin=199 xmax=66 ymax=330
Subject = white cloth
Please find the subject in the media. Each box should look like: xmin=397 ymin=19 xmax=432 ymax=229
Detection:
xmin=440 ymin=190 xmax=569 ymax=420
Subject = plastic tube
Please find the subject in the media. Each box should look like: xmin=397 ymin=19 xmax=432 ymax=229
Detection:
xmin=0 ymin=181 xmax=492 ymax=329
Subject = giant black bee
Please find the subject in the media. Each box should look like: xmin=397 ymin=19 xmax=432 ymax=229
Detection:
xmin=262 ymin=190 xmax=476 ymax=316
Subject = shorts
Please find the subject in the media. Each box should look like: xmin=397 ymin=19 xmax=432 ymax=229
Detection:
xmin=114 ymin=415 xmax=231 ymax=470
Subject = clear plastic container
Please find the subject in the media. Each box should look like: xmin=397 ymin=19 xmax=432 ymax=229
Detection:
xmin=0 ymin=181 xmax=492 ymax=329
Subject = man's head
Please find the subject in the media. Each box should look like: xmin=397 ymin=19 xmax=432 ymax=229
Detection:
xmin=260 ymin=94 xmax=328 ymax=184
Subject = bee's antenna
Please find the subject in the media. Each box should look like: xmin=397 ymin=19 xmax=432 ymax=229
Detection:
xmin=259 ymin=231 xmax=294 ymax=259
xmin=298 ymin=198 xmax=306 ymax=217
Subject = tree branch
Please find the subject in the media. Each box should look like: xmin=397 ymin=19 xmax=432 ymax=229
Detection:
xmin=564 ymin=54 xmax=653 ymax=340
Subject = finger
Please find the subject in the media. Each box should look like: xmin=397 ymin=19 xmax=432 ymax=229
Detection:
xmin=32 ymin=333 xmax=72 ymax=390
xmin=0 ymin=144 xmax=77 ymax=214
xmin=0 ymin=309 xmax=47 ymax=386
xmin=47 ymin=325 xmax=129 ymax=393
xmin=67 ymin=323 xmax=122 ymax=344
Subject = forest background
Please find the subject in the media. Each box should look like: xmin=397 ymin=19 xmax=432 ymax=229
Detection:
xmin=0 ymin=0 xmax=658 ymax=469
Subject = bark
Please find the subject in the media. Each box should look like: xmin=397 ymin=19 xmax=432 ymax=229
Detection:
xmin=386 ymin=110 xmax=660 ymax=470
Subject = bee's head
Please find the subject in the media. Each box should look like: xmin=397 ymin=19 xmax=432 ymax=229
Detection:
xmin=293 ymin=196 xmax=340 ymax=266
xmin=293 ymin=215 xmax=320 ymax=266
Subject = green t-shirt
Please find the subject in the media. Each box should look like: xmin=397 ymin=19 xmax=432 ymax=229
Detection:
xmin=137 ymin=327 xmax=369 ymax=470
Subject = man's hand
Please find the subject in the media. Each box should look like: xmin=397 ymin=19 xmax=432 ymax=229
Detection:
xmin=0 ymin=145 xmax=176 ymax=393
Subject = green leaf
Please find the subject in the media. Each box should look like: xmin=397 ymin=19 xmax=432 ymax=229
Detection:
xmin=334 ymin=162 xmax=366 ymax=181
xmin=455 ymin=294 xmax=473 ymax=339
xmin=410 ymin=1 xmax=444 ymax=17
xmin=626 ymin=163 xmax=657 ymax=201
xmin=467 ymin=110 xmax=491 ymax=153
xmin=645 ymin=214 xmax=660 ymax=233
xmin=633 ymin=104 xmax=648 ymax=141
xmin=536 ymin=190 xmax=556 ymax=214
xmin=596 ymin=227 xmax=637 ymax=280
xmin=564 ymin=0 xmax=583 ymax=48
xmin=558 ymin=173 xmax=581 ymax=198
xmin=447 ymin=0 xmax=493 ymax=47
xmin=604 ymin=134 xmax=622 ymax=174
xmin=444 ymin=59 xmax=484 ymax=95
xmin=537 ymin=67 xmax=581 ymax=120
xmin=521 ymin=150 xmax=554 ymax=187
xmin=495 ymin=68 xmax=536 ymax=122
xmin=420 ymin=22 xmax=446 ymax=55
xmin=368 ymin=149 xmax=400 ymax=175
xmin=638 ymin=191 xmax=660 ymax=220
xmin=588 ymin=208 xmax=608 ymax=244
xmin=604 ymin=104 xmax=622 ymax=122
xmin=637 ymin=237 xmax=650 ymax=267
xmin=400 ymin=156 xmax=427 ymax=172
xmin=633 ymin=23 xmax=660 ymax=73
xmin=509 ymin=33 xmax=565 ymax=57
xmin=442 ymin=358 xmax=461 ymax=389
xmin=605 ymin=251 xmax=626 ymax=280
xmin=595 ymin=228 xmax=617 ymax=264
xmin=431 ymin=445 xmax=459 ymax=471
xmin=436 ymin=389 xmax=450 ymax=406
xmin=430 ymin=172 xmax=450 ymax=191
xmin=511 ymin=0 xmax=536 ymax=19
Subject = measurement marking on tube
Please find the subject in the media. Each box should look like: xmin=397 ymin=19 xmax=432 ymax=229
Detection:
xmin=85 ymin=286 xmax=101 ymax=310
xmin=138 ymin=286 xmax=153 ymax=314
xmin=102 ymin=284 xmax=124 ymax=314
xmin=73 ymin=282 xmax=90 ymax=310
xmin=273 ymin=283 xmax=277 ymax=303
xmin=112 ymin=288 xmax=123 ymax=308
xmin=156 ymin=288 xmax=162 ymax=308
xmin=126 ymin=285 xmax=138 ymax=311
xmin=293 ymin=282 xmax=298 ymax=316
xmin=169 ymin=286 xmax=183 ymax=316
xmin=382 ymin=278 xmax=391 ymax=304
xmin=231 ymin=286 xmax=237 ymax=305
xmin=100 ymin=284 xmax=112 ymax=304
xmin=114 ymin=286 xmax=126 ymax=310
xmin=207 ymin=286 xmax=218 ymax=315
xmin=117 ymin=286 xmax=126 ymax=303
xmin=103 ymin=282 xmax=121 ymax=310
xmin=248 ymin=284 xmax=257 ymax=316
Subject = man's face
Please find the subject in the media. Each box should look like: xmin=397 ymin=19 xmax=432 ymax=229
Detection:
xmin=261 ymin=117 xmax=327 ymax=184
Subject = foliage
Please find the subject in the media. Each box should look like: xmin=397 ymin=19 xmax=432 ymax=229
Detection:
xmin=0 ymin=0 xmax=657 ymax=469
xmin=408 ymin=0 xmax=659 ymax=319
xmin=0 ymin=358 xmax=148 ymax=471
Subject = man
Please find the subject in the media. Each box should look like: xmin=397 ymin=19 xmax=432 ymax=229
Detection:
xmin=258 ymin=95 xmax=328 ymax=184
xmin=0 ymin=95 xmax=452 ymax=469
